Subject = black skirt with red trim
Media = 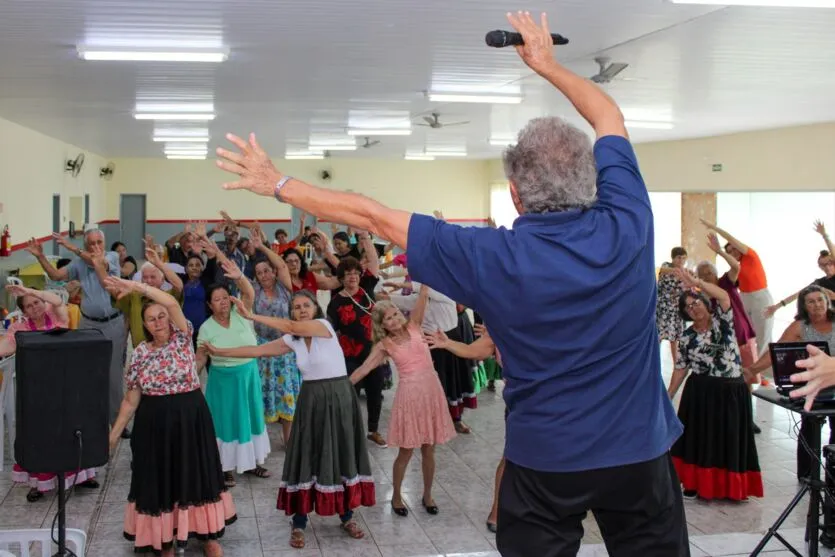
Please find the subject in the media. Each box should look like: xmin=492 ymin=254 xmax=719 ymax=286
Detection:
xmin=671 ymin=373 xmax=763 ymax=501
xmin=430 ymin=324 xmax=477 ymax=420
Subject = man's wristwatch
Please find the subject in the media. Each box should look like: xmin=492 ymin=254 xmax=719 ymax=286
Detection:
xmin=274 ymin=175 xmax=293 ymax=202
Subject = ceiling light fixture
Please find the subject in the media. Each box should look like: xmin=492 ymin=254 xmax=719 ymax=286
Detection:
xmin=78 ymin=48 xmax=228 ymax=62
xmin=427 ymin=92 xmax=522 ymax=104
xmin=136 ymin=102 xmax=214 ymax=113
xmin=167 ymin=156 xmax=207 ymax=160
xmin=489 ymin=136 xmax=516 ymax=147
xmin=308 ymin=145 xmax=356 ymax=151
xmin=424 ymin=151 xmax=467 ymax=157
xmin=624 ymin=120 xmax=674 ymax=130
xmin=165 ymin=142 xmax=209 ymax=150
xmin=346 ymin=128 xmax=412 ymax=136
xmin=135 ymin=113 xmax=215 ymax=121
xmin=165 ymin=149 xmax=209 ymax=156
xmin=153 ymin=136 xmax=210 ymax=142
xmin=669 ymin=0 xmax=835 ymax=6
xmin=404 ymin=154 xmax=435 ymax=161
xmin=286 ymin=154 xmax=325 ymax=160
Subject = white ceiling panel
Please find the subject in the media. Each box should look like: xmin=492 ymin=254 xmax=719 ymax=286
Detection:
xmin=0 ymin=0 xmax=832 ymax=158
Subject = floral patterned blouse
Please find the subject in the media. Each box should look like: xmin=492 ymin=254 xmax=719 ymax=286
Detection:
xmin=126 ymin=321 xmax=200 ymax=396
xmin=253 ymin=281 xmax=292 ymax=341
xmin=327 ymin=279 xmax=378 ymax=363
xmin=675 ymin=305 xmax=743 ymax=379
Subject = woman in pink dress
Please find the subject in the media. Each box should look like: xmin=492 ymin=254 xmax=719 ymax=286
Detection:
xmin=349 ymin=284 xmax=456 ymax=517
xmin=0 ymin=284 xmax=99 ymax=502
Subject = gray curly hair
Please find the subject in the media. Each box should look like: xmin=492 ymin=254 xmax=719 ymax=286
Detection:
xmin=502 ymin=117 xmax=597 ymax=213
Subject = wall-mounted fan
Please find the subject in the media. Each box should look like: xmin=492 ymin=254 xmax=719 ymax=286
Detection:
xmin=65 ymin=153 xmax=85 ymax=177
xmin=415 ymin=112 xmax=470 ymax=129
xmin=361 ymin=137 xmax=380 ymax=149
xmin=99 ymin=162 xmax=115 ymax=180
xmin=590 ymin=56 xmax=630 ymax=84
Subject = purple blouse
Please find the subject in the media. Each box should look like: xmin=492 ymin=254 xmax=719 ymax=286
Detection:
xmin=717 ymin=272 xmax=756 ymax=346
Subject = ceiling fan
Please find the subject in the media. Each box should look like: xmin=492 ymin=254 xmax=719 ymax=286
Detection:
xmin=590 ymin=56 xmax=630 ymax=84
xmin=64 ymin=153 xmax=85 ymax=178
xmin=415 ymin=112 xmax=470 ymax=129
xmin=360 ymin=137 xmax=380 ymax=149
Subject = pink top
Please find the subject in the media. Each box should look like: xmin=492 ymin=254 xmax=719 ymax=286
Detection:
xmin=381 ymin=323 xmax=433 ymax=378
xmin=126 ymin=322 xmax=200 ymax=396
xmin=393 ymin=253 xmax=408 ymax=267
xmin=4 ymin=305 xmax=67 ymax=351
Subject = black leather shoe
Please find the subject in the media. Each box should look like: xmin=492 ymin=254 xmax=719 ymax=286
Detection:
xmin=391 ymin=501 xmax=408 ymax=517
xmin=422 ymin=497 xmax=439 ymax=515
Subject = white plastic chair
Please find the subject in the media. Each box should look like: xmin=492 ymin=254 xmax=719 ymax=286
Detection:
xmin=0 ymin=355 xmax=15 ymax=472
xmin=0 ymin=528 xmax=86 ymax=557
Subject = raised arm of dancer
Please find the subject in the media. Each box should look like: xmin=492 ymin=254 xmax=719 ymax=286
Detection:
xmin=202 ymin=339 xmax=293 ymax=359
xmin=104 ymin=276 xmax=188 ymax=332
xmin=409 ymin=284 xmax=430 ymax=327
xmin=815 ymin=220 xmax=835 ymax=257
xmin=674 ymin=268 xmax=731 ymax=311
xmin=348 ymin=343 xmax=388 ymax=385
xmin=5 ymin=284 xmax=69 ymax=325
xmin=707 ymin=233 xmax=740 ymax=283
xmin=26 ymin=238 xmax=68 ymax=282
xmin=251 ymin=226 xmax=292 ymax=292
xmin=701 ymin=219 xmax=750 ymax=255
xmin=425 ymin=329 xmax=496 ymax=361
xmin=145 ymin=246 xmax=183 ymax=295
xmin=229 ymin=296 xmax=331 ymax=338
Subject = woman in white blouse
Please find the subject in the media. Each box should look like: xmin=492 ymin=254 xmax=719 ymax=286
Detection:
xmin=203 ymin=290 xmax=375 ymax=550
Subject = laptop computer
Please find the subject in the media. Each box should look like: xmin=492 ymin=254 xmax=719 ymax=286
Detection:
xmin=769 ymin=341 xmax=835 ymax=401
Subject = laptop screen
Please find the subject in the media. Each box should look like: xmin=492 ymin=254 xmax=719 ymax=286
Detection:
xmin=768 ymin=341 xmax=831 ymax=390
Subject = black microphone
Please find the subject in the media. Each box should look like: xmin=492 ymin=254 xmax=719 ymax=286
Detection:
xmin=485 ymin=30 xmax=569 ymax=48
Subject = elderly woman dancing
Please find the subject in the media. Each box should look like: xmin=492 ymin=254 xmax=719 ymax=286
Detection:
xmin=203 ymin=290 xmax=375 ymax=550
xmin=667 ymin=268 xmax=763 ymax=501
xmin=107 ymin=277 xmax=235 ymax=557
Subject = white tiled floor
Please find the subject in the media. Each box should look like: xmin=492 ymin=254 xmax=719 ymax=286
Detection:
xmin=3 ymin=346 xmax=835 ymax=556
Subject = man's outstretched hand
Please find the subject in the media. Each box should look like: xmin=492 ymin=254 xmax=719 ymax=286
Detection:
xmin=216 ymin=133 xmax=282 ymax=198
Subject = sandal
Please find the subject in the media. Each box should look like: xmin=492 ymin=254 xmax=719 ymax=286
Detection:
xmin=341 ymin=519 xmax=365 ymax=539
xmin=289 ymin=528 xmax=305 ymax=549
xmin=454 ymin=422 xmax=471 ymax=434
xmin=223 ymin=472 xmax=236 ymax=488
xmin=244 ymin=466 xmax=271 ymax=479
xmin=26 ymin=488 xmax=43 ymax=502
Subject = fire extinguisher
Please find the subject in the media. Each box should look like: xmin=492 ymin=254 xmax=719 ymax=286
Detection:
xmin=0 ymin=225 xmax=10 ymax=257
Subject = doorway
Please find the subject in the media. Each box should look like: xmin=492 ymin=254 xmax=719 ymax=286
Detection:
xmin=119 ymin=194 xmax=146 ymax=260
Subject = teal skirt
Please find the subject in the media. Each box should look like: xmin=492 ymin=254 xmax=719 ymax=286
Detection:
xmin=205 ymin=359 xmax=271 ymax=473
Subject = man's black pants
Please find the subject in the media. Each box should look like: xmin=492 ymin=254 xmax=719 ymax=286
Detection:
xmin=497 ymin=453 xmax=690 ymax=556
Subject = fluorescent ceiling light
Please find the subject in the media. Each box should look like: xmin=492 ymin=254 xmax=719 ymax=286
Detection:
xmin=153 ymin=136 xmax=210 ymax=142
xmin=165 ymin=142 xmax=208 ymax=150
xmin=165 ymin=149 xmax=208 ymax=156
xmin=669 ymin=0 xmax=835 ymax=6
xmin=427 ymin=92 xmax=522 ymax=104
xmin=286 ymin=154 xmax=325 ymax=160
xmin=78 ymin=48 xmax=228 ymax=62
xmin=153 ymin=127 xmax=210 ymax=136
xmin=404 ymin=154 xmax=435 ymax=161
xmin=425 ymin=151 xmax=467 ymax=157
xmin=136 ymin=102 xmax=214 ymax=113
xmin=625 ymin=120 xmax=674 ymax=130
xmin=135 ymin=113 xmax=215 ymax=121
xmin=346 ymin=128 xmax=412 ymax=136
xmin=308 ymin=144 xmax=356 ymax=151
xmin=489 ymin=137 xmax=516 ymax=146
xmin=167 ymin=155 xmax=207 ymax=160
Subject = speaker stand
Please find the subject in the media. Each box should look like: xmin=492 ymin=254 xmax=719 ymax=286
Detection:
xmin=52 ymin=472 xmax=67 ymax=557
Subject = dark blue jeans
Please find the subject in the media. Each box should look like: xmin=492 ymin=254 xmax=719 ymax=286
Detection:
xmin=292 ymin=511 xmax=353 ymax=530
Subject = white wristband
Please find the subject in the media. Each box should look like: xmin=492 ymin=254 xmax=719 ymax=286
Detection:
xmin=274 ymin=175 xmax=292 ymax=202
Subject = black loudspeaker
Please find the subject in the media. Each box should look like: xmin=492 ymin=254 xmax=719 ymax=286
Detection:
xmin=14 ymin=328 xmax=111 ymax=473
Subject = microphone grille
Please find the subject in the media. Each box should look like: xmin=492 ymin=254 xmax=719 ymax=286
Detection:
xmin=485 ymin=30 xmax=507 ymax=47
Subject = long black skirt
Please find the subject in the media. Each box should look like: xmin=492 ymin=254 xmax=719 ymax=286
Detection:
xmin=431 ymin=324 xmax=477 ymax=420
xmin=670 ymin=374 xmax=763 ymax=501
xmin=124 ymin=389 xmax=237 ymax=554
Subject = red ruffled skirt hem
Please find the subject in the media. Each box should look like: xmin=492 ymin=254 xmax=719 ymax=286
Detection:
xmin=673 ymin=457 xmax=764 ymax=501
xmin=123 ymin=491 xmax=237 ymax=553
xmin=277 ymin=477 xmax=376 ymax=516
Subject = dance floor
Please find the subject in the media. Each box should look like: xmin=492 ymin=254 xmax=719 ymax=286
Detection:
xmin=1 ymin=348 xmax=834 ymax=556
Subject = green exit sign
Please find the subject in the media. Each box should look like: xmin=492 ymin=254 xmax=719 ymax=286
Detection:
xmin=712 ymin=164 xmax=723 ymax=172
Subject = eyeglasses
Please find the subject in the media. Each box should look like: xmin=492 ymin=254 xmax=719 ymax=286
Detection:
xmin=685 ymin=300 xmax=703 ymax=310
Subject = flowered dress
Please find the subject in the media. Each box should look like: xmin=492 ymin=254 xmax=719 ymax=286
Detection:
xmin=253 ymin=282 xmax=302 ymax=423
xmin=656 ymin=265 xmax=686 ymax=342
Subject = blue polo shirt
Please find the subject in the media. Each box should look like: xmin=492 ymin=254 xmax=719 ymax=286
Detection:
xmin=67 ymin=251 xmax=121 ymax=319
xmin=407 ymin=135 xmax=682 ymax=473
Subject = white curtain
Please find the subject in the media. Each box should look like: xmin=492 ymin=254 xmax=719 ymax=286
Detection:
xmin=490 ymin=181 xmax=517 ymax=229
